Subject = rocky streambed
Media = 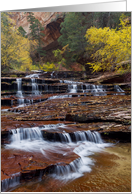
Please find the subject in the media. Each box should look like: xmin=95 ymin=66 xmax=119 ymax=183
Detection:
xmin=1 ymin=71 xmax=131 ymax=192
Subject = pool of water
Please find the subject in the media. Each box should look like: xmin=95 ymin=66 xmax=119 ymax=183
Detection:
xmin=8 ymin=143 xmax=131 ymax=192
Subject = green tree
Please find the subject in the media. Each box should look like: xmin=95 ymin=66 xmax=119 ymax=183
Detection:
xmin=18 ymin=26 xmax=27 ymax=37
xmin=58 ymin=12 xmax=90 ymax=64
xmin=58 ymin=12 xmax=131 ymax=71
xmin=27 ymin=12 xmax=46 ymax=63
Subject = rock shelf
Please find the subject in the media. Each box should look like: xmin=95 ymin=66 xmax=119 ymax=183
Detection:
xmin=1 ymin=71 xmax=131 ymax=192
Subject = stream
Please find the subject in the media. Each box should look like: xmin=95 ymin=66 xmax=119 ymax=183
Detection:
xmin=1 ymin=72 xmax=131 ymax=192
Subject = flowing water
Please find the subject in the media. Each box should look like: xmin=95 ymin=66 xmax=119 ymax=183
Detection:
xmin=14 ymin=75 xmax=125 ymax=107
xmin=1 ymin=73 xmax=129 ymax=192
xmin=16 ymin=78 xmax=24 ymax=105
xmin=31 ymin=78 xmax=41 ymax=96
xmin=2 ymin=124 xmax=114 ymax=192
xmin=15 ymin=75 xmax=41 ymax=107
xmin=3 ymin=129 xmax=131 ymax=192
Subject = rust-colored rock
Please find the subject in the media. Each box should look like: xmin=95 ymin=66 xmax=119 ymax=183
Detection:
xmin=9 ymin=12 xmax=64 ymax=62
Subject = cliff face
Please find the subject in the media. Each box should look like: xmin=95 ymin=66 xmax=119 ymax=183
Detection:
xmin=11 ymin=12 xmax=63 ymax=46
xmin=11 ymin=12 xmax=64 ymax=62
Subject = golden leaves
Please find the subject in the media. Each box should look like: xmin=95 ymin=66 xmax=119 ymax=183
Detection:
xmin=1 ymin=12 xmax=32 ymax=71
xmin=85 ymin=15 xmax=131 ymax=73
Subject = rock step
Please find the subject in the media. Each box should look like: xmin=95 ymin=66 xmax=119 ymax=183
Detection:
xmin=1 ymin=147 xmax=79 ymax=192
xmin=1 ymin=122 xmax=131 ymax=144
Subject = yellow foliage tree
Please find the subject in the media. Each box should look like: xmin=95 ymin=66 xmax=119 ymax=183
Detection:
xmin=85 ymin=14 xmax=131 ymax=72
xmin=39 ymin=62 xmax=57 ymax=72
xmin=1 ymin=12 xmax=32 ymax=72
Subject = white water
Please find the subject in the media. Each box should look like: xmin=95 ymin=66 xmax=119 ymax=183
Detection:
xmin=41 ymin=123 xmax=66 ymax=130
xmin=48 ymin=94 xmax=72 ymax=100
xmin=63 ymin=80 xmax=82 ymax=84
xmin=51 ymin=71 xmax=55 ymax=78
xmin=31 ymin=78 xmax=41 ymax=96
xmin=69 ymin=84 xmax=77 ymax=93
xmin=63 ymin=80 xmax=107 ymax=95
xmin=25 ymin=73 xmax=40 ymax=78
xmin=1 ymin=174 xmax=20 ymax=192
xmin=114 ymin=85 xmax=125 ymax=95
xmin=16 ymin=78 xmax=25 ymax=105
xmin=15 ymin=74 xmax=41 ymax=107
xmin=5 ymin=125 xmax=112 ymax=181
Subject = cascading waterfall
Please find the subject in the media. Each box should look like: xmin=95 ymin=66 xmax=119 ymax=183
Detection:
xmin=58 ymin=130 xmax=103 ymax=144
xmin=5 ymin=124 xmax=112 ymax=182
xmin=16 ymin=78 xmax=24 ymax=105
xmin=50 ymin=130 xmax=109 ymax=181
xmin=25 ymin=73 xmax=41 ymax=96
xmin=51 ymin=71 xmax=55 ymax=78
xmin=63 ymin=80 xmax=106 ymax=95
xmin=69 ymin=84 xmax=77 ymax=93
xmin=10 ymin=127 xmax=43 ymax=142
xmin=25 ymin=73 xmax=40 ymax=78
xmin=84 ymin=84 xmax=106 ymax=96
xmin=16 ymin=75 xmax=41 ymax=106
xmin=31 ymin=78 xmax=41 ymax=96
xmin=1 ymin=174 xmax=20 ymax=192
xmin=58 ymin=132 xmax=72 ymax=143
xmin=114 ymin=85 xmax=125 ymax=95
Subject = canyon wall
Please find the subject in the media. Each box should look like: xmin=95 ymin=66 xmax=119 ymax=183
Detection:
xmin=10 ymin=12 xmax=64 ymax=62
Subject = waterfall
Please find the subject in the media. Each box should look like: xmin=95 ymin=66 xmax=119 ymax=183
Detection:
xmin=58 ymin=133 xmax=72 ymax=143
xmin=63 ymin=80 xmax=106 ymax=95
xmin=10 ymin=127 xmax=43 ymax=142
xmin=5 ymin=125 xmax=112 ymax=183
xmin=51 ymin=71 xmax=55 ymax=78
xmin=25 ymin=73 xmax=40 ymax=78
xmin=73 ymin=130 xmax=103 ymax=143
xmin=16 ymin=78 xmax=24 ymax=105
xmin=69 ymin=84 xmax=77 ymax=93
xmin=114 ymin=85 xmax=125 ymax=95
xmin=8 ymin=127 xmax=103 ymax=145
xmin=86 ymin=84 xmax=106 ymax=96
xmin=52 ymin=158 xmax=83 ymax=180
xmin=1 ymin=174 xmax=20 ymax=192
xmin=53 ymin=130 xmax=103 ymax=144
xmin=31 ymin=78 xmax=41 ymax=95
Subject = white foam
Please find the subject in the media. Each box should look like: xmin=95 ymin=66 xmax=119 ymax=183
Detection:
xmin=5 ymin=126 xmax=113 ymax=182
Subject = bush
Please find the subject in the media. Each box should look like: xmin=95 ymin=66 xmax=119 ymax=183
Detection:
xmin=85 ymin=14 xmax=131 ymax=72
xmin=39 ymin=62 xmax=57 ymax=72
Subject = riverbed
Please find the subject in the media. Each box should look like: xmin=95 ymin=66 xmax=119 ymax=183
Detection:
xmin=9 ymin=143 xmax=131 ymax=192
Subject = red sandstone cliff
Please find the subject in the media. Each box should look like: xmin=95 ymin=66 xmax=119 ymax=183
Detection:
xmin=11 ymin=12 xmax=64 ymax=46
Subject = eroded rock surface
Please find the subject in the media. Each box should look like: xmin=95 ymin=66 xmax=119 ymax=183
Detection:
xmin=1 ymin=71 xmax=131 ymax=191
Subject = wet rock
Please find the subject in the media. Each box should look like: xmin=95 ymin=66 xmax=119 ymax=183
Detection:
xmin=1 ymin=82 xmax=17 ymax=91
xmin=1 ymin=147 xmax=79 ymax=186
xmin=101 ymin=131 xmax=131 ymax=143
xmin=88 ymin=72 xmax=131 ymax=85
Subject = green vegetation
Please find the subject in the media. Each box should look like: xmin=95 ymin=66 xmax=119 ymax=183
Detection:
xmin=39 ymin=62 xmax=57 ymax=72
xmin=85 ymin=14 xmax=131 ymax=72
xmin=1 ymin=12 xmax=32 ymax=72
xmin=52 ymin=49 xmax=66 ymax=69
xmin=1 ymin=12 xmax=131 ymax=73
xmin=18 ymin=26 xmax=27 ymax=37
xmin=57 ymin=12 xmax=131 ymax=72
xmin=27 ymin=12 xmax=46 ymax=64
xmin=58 ymin=12 xmax=89 ymax=64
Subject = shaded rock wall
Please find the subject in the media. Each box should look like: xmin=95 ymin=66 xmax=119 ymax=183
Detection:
xmin=10 ymin=12 xmax=64 ymax=62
